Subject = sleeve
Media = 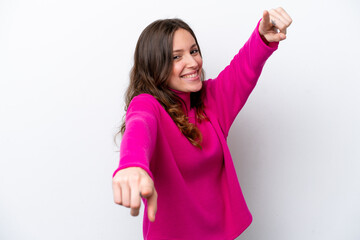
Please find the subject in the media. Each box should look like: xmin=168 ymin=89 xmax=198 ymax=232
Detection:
xmin=204 ymin=19 xmax=279 ymax=138
xmin=112 ymin=94 xmax=158 ymax=180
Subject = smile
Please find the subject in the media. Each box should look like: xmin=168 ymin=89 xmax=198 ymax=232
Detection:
xmin=181 ymin=71 xmax=199 ymax=79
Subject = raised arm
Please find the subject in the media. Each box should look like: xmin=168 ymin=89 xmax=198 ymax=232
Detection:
xmin=203 ymin=8 xmax=292 ymax=137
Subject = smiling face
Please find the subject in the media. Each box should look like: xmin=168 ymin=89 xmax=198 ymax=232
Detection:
xmin=167 ymin=28 xmax=203 ymax=93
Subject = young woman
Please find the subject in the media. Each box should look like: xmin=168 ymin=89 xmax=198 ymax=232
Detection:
xmin=112 ymin=8 xmax=292 ymax=239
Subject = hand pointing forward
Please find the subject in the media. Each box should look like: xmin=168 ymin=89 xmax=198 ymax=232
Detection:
xmin=259 ymin=7 xmax=293 ymax=43
xmin=112 ymin=167 xmax=157 ymax=222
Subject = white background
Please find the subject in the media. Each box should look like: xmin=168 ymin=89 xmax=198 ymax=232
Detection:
xmin=1 ymin=0 xmax=359 ymax=239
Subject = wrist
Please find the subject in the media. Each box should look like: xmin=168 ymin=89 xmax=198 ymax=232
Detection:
xmin=260 ymin=33 xmax=270 ymax=46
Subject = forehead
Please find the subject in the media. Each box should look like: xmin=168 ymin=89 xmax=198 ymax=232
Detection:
xmin=172 ymin=28 xmax=196 ymax=50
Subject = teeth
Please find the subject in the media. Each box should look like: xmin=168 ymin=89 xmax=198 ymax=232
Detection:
xmin=181 ymin=73 xmax=197 ymax=78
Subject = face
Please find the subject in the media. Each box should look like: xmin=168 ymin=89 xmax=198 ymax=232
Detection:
xmin=167 ymin=28 xmax=203 ymax=93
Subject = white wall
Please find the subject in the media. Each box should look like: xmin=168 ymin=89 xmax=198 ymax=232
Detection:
xmin=1 ymin=0 xmax=359 ymax=239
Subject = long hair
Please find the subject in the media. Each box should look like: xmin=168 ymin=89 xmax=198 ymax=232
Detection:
xmin=119 ymin=18 xmax=207 ymax=148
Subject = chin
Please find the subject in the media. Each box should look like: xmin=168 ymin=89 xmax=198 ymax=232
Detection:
xmin=189 ymin=82 xmax=202 ymax=92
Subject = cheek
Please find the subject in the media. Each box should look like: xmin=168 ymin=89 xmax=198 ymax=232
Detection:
xmin=197 ymin=56 xmax=203 ymax=69
xmin=172 ymin=62 xmax=184 ymax=77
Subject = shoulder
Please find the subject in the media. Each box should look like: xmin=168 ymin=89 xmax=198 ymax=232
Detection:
xmin=128 ymin=93 xmax=162 ymax=117
xmin=130 ymin=93 xmax=161 ymax=107
xmin=201 ymin=79 xmax=216 ymax=102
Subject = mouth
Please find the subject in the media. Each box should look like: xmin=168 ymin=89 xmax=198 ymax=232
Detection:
xmin=180 ymin=70 xmax=200 ymax=79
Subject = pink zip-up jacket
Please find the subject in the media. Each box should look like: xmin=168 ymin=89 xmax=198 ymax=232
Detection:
xmin=113 ymin=20 xmax=279 ymax=239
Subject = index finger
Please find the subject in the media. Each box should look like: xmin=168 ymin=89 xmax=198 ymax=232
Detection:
xmin=146 ymin=190 xmax=157 ymax=222
xmin=139 ymin=177 xmax=157 ymax=222
xmin=262 ymin=10 xmax=271 ymax=26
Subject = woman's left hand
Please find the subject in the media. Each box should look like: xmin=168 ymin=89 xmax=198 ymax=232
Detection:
xmin=259 ymin=7 xmax=292 ymax=43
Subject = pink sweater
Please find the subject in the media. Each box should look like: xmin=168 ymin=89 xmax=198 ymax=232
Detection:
xmin=113 ymin=20 xmax=278 ymax=239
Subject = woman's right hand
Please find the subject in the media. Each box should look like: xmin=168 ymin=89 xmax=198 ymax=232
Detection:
xmin=112 ymin=167 xmax=157 ymax=222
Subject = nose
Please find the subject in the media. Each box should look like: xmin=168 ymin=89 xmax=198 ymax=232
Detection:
xmin=184 ymin=54 xmax=198 ymax=69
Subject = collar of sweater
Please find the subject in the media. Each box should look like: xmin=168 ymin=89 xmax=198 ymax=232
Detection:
xmin=169 ymin=88 xmax=191 ymax=115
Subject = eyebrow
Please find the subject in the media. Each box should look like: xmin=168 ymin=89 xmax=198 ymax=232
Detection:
xmin=173 ymin=43 xmax=198 ymax=53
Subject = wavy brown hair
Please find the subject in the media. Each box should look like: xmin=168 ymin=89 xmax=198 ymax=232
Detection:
xmin=119 ymin=18 xmax=207 ymax=148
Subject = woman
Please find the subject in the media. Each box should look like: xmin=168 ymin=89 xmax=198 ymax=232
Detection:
xmin=112 ymin=8 xmax=292 ymax=239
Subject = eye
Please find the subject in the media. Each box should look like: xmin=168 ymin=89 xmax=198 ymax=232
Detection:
xmin=173 ymin=55 xmax=181 ymax=60
xmin=190 ymin=49 xmax=199 ymax=55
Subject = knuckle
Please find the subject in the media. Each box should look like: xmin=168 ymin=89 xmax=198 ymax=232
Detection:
xmin=112 ymin=176 xmax=120 ymax=183
xmin=140 ymin=176 xmax=152 ymax=185
xmin=129 ymin=174 xmax=140 ymax=183
xmin=113 ymin=178 xmax=122 ymax=186
xmin=145 ymin=178 xmax=154 ymax=187
xmin=118 ymin=176 xmax=128 ymax=185
xmin=131 ymin=203 xmax=141 ymax=209
xmin=280 ymin=26 xmax=287 ymax=32
xmin=112 ymin=179 xmax=118 ymax=186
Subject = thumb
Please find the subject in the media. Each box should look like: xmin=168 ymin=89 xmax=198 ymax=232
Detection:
xmin=268 ymin=32 xmax=287 ymax=42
